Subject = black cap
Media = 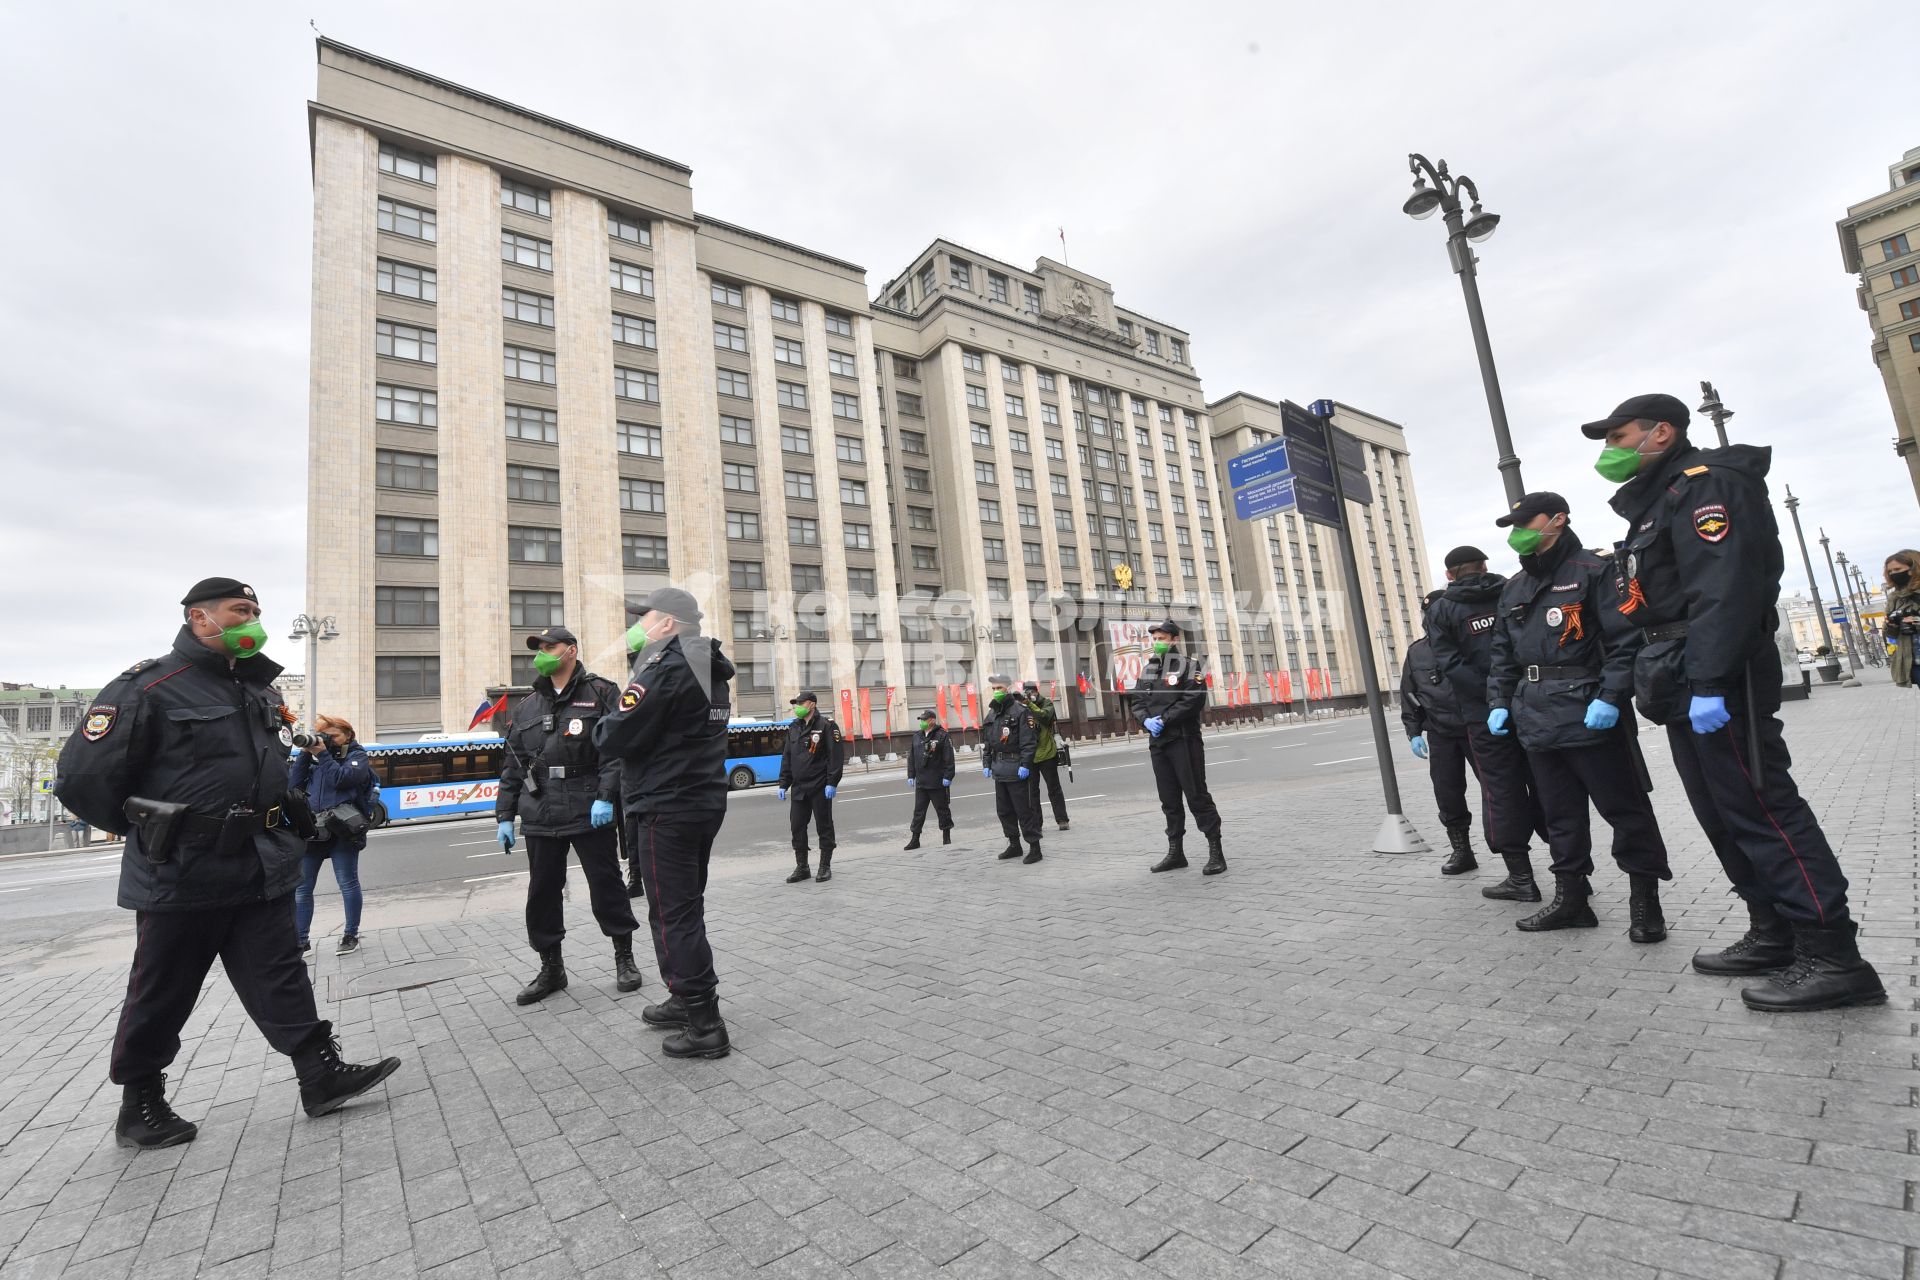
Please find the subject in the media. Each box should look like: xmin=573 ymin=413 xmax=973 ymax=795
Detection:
xmin=1495 ymin=491 xmax=1570 ymax=528
xmin=1443 ymin=546 xmax=1488 ymax=570
xmin=180 ymin=577 xmax=257 ymax=607
xmin=988 ymin=672 xmax=1014 ymax=686
xmin=1147 ymin=618 xmax=1181 ymax=637
xmin=1023 ymin=681 xmax=1041 ymax=693
xmin=792 ymin=690 xmax=818 ymax=705
xmin=525 ymin=626 xmax=578 ymax=650
xmin=626 ymin=586 xmax=704 ymax=625
xmin=1580 ymin=392 xmax=1689 ymax=440
xmin=1424 ymin=589 xmax=1446 ymax=606
xmin=917 ymin=708 xmax=937 ymax=719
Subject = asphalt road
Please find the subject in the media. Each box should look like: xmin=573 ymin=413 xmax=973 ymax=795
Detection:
xmin=0 ymin=716 xmax=1397 ymax=920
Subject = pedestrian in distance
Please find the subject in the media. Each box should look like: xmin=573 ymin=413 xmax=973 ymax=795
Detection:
xmin=778 ymin=691 xmax=845 ymax=883
xmin=287 ymin=713 xmax=379 ymax=955
xmin=1487 ymin=493 xmax=1673 ymax=941
xmin=1130 ymin=619 xmax=1226 ymax=875
xmin=496 ymin=626 xmax=641 ymax=1005
xmin=1881 ymin=550 xmax=1920 ymax=687
xmin=981 ymin=673 xmax=1043 ymax=863
xmin=1401 ymin=589 xmax=1480 ymax=873
xmin=1593 ymin=392 xmax=1884 ymax=1010
xmin=902 ymin=707 xmax=956 ymax=849
xmin=593 ymin=588 xmax=736 ymax=1057
xmin=1022 ymin=681 xmax=1071 ymax=831
xmin=56 ymin=577 xmax=400 ymax=1150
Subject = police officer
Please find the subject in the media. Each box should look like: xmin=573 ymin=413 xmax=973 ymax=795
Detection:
xmin=55 ymin=577 xmax=401 ymax=1150
xmin=1130 ymin=619 xmax=1225 ymax=875
xmin=902 ymin=707 xmax=956 ymax=849
xmin=1022 ymin=681 xmax=1071 ymax=830
xmin=777 ymin=691 xmax=845 ymax=883
xmin=593 ymin=588 xmax=736 ymax=1055
xmin=1486 ymin=494 xmax=1673 ymax=940
xmin=1426 ymin=546 xmax=1546 ymax=899
xmin=1592 ymin=393 xmax=1885 ymax=1010
xmin=1400 ymin=590 xmax=1478 ymax=873
xmin=980 ymin=673 xmax=1042 ymax=863
xmin=496 ymin=625 xmax=640 ymax=1005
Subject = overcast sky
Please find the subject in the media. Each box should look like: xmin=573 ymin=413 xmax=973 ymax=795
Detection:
xmin=4 ymin=1 xmax=1917 ymax=689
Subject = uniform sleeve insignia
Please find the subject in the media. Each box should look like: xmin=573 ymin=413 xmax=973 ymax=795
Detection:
xmin=1684 ymin=465 xmax=1710 ymax=476
xmin=82 ymin=706 xmax=118 ymax=741
xmin=1692 ymin=504 xmax=1730 ymax=543
xmin=621 ymin=683 xmax=645 ymax=710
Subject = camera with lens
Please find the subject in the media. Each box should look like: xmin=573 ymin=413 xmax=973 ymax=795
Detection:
xmin=1887 ymin=605 xmax=1920 ymax=637
xmin=290 ymin=730 xmax=324 ymax=750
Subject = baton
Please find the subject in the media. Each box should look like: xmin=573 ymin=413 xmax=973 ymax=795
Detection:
xmin=1742 ymin=667 xmax=1764 ymax=787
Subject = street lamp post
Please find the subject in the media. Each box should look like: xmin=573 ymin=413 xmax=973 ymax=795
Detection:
xmin=286 ymin=613 xmax=338 ymax=725
xmin=753 ymin=626 xmax=784 ymax=715
xmin=1697 ymin=382 xmax=1735 ymax=448
xmin=1817 ymin=528 xmax=1862 ymax=674
xmin=1402 ymin=153 xmax=1525 ymax=507
xmin=1841 ymin=557 xmax=1883 ymax=664
xmin=1780 ymin=490 xmax=1840 ymax=683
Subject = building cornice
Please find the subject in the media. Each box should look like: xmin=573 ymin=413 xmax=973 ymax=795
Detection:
xmin=888 ymin=293 xmax=1204 ymax=389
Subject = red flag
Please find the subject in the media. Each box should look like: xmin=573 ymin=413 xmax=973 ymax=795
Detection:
xmin=858 ymin=688 xmax=873 ymax=740
xmin=1241 ymin=673 xmax=1251 ymax=704
xmin=1204 ymin=671 xmax=1214 ymax=689
xmin=467 ymin=693 xmax=507 ymax=730
xmin=1280 ymin=671 xmax=1293 ymax=702
xmin=1049 ymin=680 xmax=1058 ymax=699
xmin=937 ymin=684 xmax=949 ymax=723
xmin=1305 ymin=670 xmax=1319 ymax=699
xmin=840 ymin=689 xmax=855 ymax=727
xmin=1077 ymin=672 xmax=1091 ymax=696
xmin=964 ymin=683 xmax=979 ymax=730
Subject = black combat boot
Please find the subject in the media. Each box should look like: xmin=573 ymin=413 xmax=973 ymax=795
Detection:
xmin=612 ymin=934 xmax=643 ymax=993
xmin=1516 ymin=873 xmax=1598 ymax=931
xmin=1440 ymin=825 xmax=1477 ymax=876
xmin=293 ymin=1034 xmax=402 ymax=1118
xmin=1740 ymin=920 xmax=1887 ymax=1012
xmin=1692 ymin=899 xmax=1794 ymax=975
xmin=785 ymin=851 xmax=812 ymax=884
xmin=904 ymin=832 xmax=922 ymax=851
xmin=626 ymin=860 xmax=644 ymax=899
xmin=1627 ymin=874 xmax=1667 ymax=944
xmin=1023 ymin=840 xmax=1042 ymax=864
xmin=1202 ymin=835 xmax=1226 ymax=876
xmin=998 ymin=838 xmax=1023 ymax=859
xmin=516 ymin=945 xmax=567 ymax=1005
xmin=815 ymin=856 xmax=833 ymax=883
xmin=1057 ymin=820 xmax=1070 ymax=831
xmin=642 ymin=994 xmax=689 ymax=1027
xmin=115 ymin=1075 xmax=197 ymax=1150
xmin=1481 ymin=852 xmax=1542 ymax=902
xmin=941 ymin=827 xmax=952 ymax=846
xmin=1150 ymin=835 xmax=1189 ymax=873
xmin=661 ymin=995 xmax=731 ymax=1058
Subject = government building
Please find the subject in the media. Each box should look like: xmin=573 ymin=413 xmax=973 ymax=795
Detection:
xmin=306 ymin=41 xmax=1432 ymax=740
xmin=1837 ymin=145 xmax=1920 ymax=504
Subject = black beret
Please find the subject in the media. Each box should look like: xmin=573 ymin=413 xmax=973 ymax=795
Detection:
xmin=1443 ymin=546 xmax=1488 ymax=570
xmin=181 ymin=577 xmax=257 ymax=606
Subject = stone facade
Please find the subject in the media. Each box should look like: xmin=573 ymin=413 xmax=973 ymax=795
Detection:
xmin=1838 ymin=145 xmax=1920 ymax=504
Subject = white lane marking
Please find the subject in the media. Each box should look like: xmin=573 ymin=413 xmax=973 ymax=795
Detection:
xmin=0 ymin=871 xmax=121 ymax=889
xmin=1270 ymin=744 xmax=1304 ymax=750
xmin=0 ymin=850 xmax=122 ymax=863
xmin=1314 ymin=756 xmax=1373 ymax=766
xmin=448 ymin=839 xmax=497 ymax=847
xmin=466 ymin=852 xmax=507 ymax=859
xmin=1311 ymin=730 xmax=1339 ymax=736
xmin=464 ymin=871 xmax=527 ymax=883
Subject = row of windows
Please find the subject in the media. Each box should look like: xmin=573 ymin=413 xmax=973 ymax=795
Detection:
xmin=714 ymin=282 xmax=854 ymax=336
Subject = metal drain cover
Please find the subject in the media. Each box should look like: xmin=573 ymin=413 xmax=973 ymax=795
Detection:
xmin=334 ymin=955 xmax=489 ymax=998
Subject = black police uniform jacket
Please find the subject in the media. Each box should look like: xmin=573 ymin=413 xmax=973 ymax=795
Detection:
xmin=1399 ymin=637 xmax=1466 ymax=739
xmin=1487 ymin=529 xmax=1636 ymax=753
xmin=981 ymin=696 xmax=1039 ymax=781
xmin=906 ymin=723 xmax=957 ymax=790
xmin=778 ymin=715 xmax=845 ymax=797
xmin=55 ymin=628 xmax=303 ymax=911
xmin=1425 ymin=573 xmax=1508 ymax=716
xmin=495 ymin=668 xmax=623 ymax=837
xmin=592 ymin=634 xmax=734 ymax=815
xmin=1607 ymin=443 xmax=1782 ymax=725
xmin=1128 ymin=650 xmax=1210 ymax=745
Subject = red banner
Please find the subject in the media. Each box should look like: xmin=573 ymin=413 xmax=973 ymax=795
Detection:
xmin=840 ymin=688 xmax=855 ymax=727
xmin=1305 ymin=669 xmax=1319 ymax=699
xmin=858 ymin=688 xmax=873 ymax=739
xmin=936 ymin=684 xmax=949 ymax=723
xmin=1280 ymin=670 xmax=1293 ymax=701
xmin=1077 ymin=672 xmax=1091 ymax=696
xmin=1049 ymin=680 xmax=1059 ymax=699
xmin=964 ymin=683 xmax=979 ymax=730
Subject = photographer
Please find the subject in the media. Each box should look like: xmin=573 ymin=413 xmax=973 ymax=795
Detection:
xmin=287 ymin=715 xmax=377 ymax=955
xmin=1883 ymin=551 xmax=1920 ymax=688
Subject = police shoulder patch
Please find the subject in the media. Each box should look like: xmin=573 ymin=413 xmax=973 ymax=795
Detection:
xmin=82 ymin=706 xmax=118 ymax=741
xmin=621 ymin=683 xmax=645 ymax=710
xmin=1693 ymin=504 xmax=1730 ymax=543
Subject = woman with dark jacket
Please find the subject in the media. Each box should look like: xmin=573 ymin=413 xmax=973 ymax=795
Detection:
xmin=288 ymin=715 xmax=379 ymax=954
xmin=1883 ymin=551 xmax=1920 ymax=688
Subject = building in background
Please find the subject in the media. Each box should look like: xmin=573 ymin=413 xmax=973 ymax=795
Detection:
xmin=0 ymin=686 xmax=96 ymax=824
xmin=1837 ymin=145 xmax=1920 ymax=503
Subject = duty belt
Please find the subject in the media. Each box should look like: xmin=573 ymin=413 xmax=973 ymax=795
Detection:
xmin=1523 ymin=665 xmax=1597 ymax=682
xmin=1642 ymin=622 xmax=1689 ymax=643
xmin=179 ymin=806 xmax=280 ymax=838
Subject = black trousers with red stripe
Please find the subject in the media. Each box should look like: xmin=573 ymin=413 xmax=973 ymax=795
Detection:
xmin=1461 ymin=720 xmax=1545 ymax=857
xmin=1424 ymin=731 xmax=1475 ymax=831
xmin=111 ymin=895 xmax=326 ymax=1084
xmin=634 ymin=809 xmax=726 ymax=1000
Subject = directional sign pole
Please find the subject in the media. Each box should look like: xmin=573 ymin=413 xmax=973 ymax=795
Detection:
xmin=1315 ymin=401 xmax=1427 ymax=856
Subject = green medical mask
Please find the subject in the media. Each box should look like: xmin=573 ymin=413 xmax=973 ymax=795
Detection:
xmin=991 ymin=689 xmax=1009 ymax=703
xmin=791 ymin=704 xmax=811 ymax=719
xmin=919 ymin=718 xmax=934 ymax=729
xmin=1595 ymin=434 xmax=1659 ymax=483
xmin=1152 ymin=640 xmax=1171 ymax=656
xmin=531 ymin=650 xmax=565 ymax=678
xmin=1506 ymin=526 xmax=1544 ymax=556
xmin=217 ymin=620 xmax=268 ymax=659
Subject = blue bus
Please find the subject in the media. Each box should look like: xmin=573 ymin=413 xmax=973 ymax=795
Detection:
xmin=361 ymin=721 xmax=789 ymax=822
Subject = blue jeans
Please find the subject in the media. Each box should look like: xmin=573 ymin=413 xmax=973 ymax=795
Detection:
xmin=294 ymin=841 xmax=363 ymax=942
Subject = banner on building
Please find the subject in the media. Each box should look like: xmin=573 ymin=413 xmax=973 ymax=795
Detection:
xmin=1105 ymin=620 xmax=1154 ymax=692
xmin=840 ymin=689 xmax=855 ymax=727
xmin=857 ymin=688 xmax=873 ymax=739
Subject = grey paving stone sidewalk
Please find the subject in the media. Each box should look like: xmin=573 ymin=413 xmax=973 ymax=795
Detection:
xmin=0 ymin=676 xmax=1914 ymax=1279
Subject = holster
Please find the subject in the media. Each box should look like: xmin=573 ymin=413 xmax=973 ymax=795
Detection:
xmin=282 ymin=788 xmax=319 ymax=840
xmin=123 ymin=797 xmax=186 ymax=866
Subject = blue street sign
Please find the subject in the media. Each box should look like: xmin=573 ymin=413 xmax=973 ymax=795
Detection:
xmin=1234 ymin=475 xmax=1298 ymax=521
xmin=1227 ymin=437 xmax=1291 ymax=489
xmin=1829 ymin=608 xmax=1847 ymax=623
xmin=1285 ymin=438 xmax=1334 ymax=487
xmin=1292 ymin=477 xmax=1345 ymax=528
xmin=1308 ymin=398 xmax=1337 ymax=419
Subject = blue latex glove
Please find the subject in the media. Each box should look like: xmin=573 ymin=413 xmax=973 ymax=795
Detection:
xmin=908 ymin=779 xmax=917 ymax=790
xmin=1017 ymin=766 xmax=1030 ymax=780
xmin=496 ymin=820 xmax=515 ymax=851
xmin=1144 ymin=716 xmax=1165 ymax=736
xmin=982 ymin=767 xmax=992 ymax=779
xmin=590 ymin=799 xmax=615 ymax=828
xmin=778 ymin=787 xmax=788 ymax=801
xmin=1584 ymin=699 xmax=1620 ymax=731
xmin=1410 ymin=734 xmax=1429 ymax=760
xmin=1690 ymin=695 xmax=1731 ymax=734
xmin=823 ymin=785 xmax=837 ymax=799
xmin=1487 ymin=708 xmax=1510 ymax=736
xmin=942 ymin=778 xmax=951 ymax=788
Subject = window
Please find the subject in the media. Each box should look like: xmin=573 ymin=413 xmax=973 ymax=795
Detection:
xmin=950 ymin=259 xmax=972 ymax=289
xmin=500 ymin=177 xmax=550 ymax=216
xmin=781 ymin=425 xmax=812 ymax=454
xmin=1181 ymin=557 xmax=1196 ymax=579
xmin=1170 ymin=338 xmax=1185 ymax=363
xmin=1145 ymin=330 xmax=1161 ymax=355
xmin=1176 ymin=527 xmax=1191 ymax=548
xmin=897 ymin=391 xmax=924 ymax=417
xmin=618 ymin=422 xmax=663 ymax=458
xmin=1201 ymin=529 xmax=1216 ymax=550
xmin=965 ymin=385 xmax=989 ymax=411
xmin=609 ymin=259 xmax=652 ymax=294
xmin=982 ymin=537 xmax=1006 ymax=562
xmin=375 ymin=585 xmax=438 ymax=626
xmin=1040 ymin=405 xmax=1061 ymax=429
xmin=1020 ymin=542 xmax=1045 ymax=568
xmin=1162 ymin=433 xmax=1177 ymax=454
xmin=979 ymin=499 xmax=1002 ymax=524
xmin=1050 ymin=474 xmax=1069 ymax=497
xmin=832 ymin=392 xmax=861 ymax=421
xmin=504 ymin=345 xmax=553 ymax=383
xmin=496 ymin=231 xmax=551 ymax=271
xmin=376 ymin=449 xmax=437 ymax=491
xmin=1119 ymin=319 xmax=1134 ymax=339
xmin=507 ymin=464 xmax=560 ymax=503
xmin=717 ymin=368 xmax=750 ymax=398
xmin=784 ymin=469 xmax=815 ymax=500
xmin=1094 ymin=449 xmax=1114 ymax=470
xmin=711 ymin=280 xmax=744 ymax=308
xmin=1149 ymin=521 xmax=1165 ymax=543
xmin=1044 ymin=437 xmax=1064 ymax=462
xmin=1006 ymin=394 xmax=1026 ymax=419
xmin=378 ymin=142 xmax=435 ymax=184
xmin=609 ymin=213 xmax=650 ymax=246
xmin=378 ymin=384 xmax=438 ymax=427
xmin=1172 ymin=494 xmax=1187 ymax=515
xmin=726 ymin=510 xmax=760 ymax=541
xmin=1054 ymin=510 xmax=1073 ymax=533
xmin=1087 ymin=386 xmax=1106 ymax=407
xmin=615 ymin=367 xmax=659 ymax=401
xmin=1024 ymin=284 xmax=1043 ymax=312
xmin=918 ymin=263 xmax=936 ymax=298
xmin=612 ymin=313 xmax=656 ymax=348
xmin=844 ymin=523 xmax=873 ymax=550
xmin=1168 ymin=464 xmax=1183 ymax=484
xmin=770 ymin=296 xmax=801 ymax=323
xmin=720 ymin=414 xmax=754 ymax=445
xmin=1902 ymin=299 xmax=1920 ymax=321
xmin=766 ymin=336 xmax=802 ymax=366
xmin=898 ymin=467 xmax=932 ymax=496
xmin=1104 ymin=517 xmax=1123 ymax=538
xmin=908 ymin=506 xmax=935 ymax=531
xmin=1140 ymin=457 xmax=1156 ymax=479
xmin=900 ymin=429 xmax=927 ymax=454
xmin=376 ymin=320 xmax=436 ymax=363
xmin=714 ymin=322 xmax=748 ymax=353
xmin=961 ymin=350 xmax=985 ymax=373
xmin=730 ymin=560 xmax=764 ymax=590
xmin=1059 ymin=545 xmax=1079 ymax=569
xmin=1017 ymin=503 xmax=1039 ymax=528
xmin=376 ymin=656 xmax=439 ymax=699
xmin=1013 ymin=466 xmax=1035 ymax=490
xmin=1099 ymin=482 xmax=1119 ymax=505
xmin=825 ymin=312 xmax=853 ymax=337
xmin=792 ymin=564 xmax=825 ymax=593
xmin=988 ymin=271 xmax=1010 ymax=303
xmin=502 ymin=404 xmax=558 ymax=444
xmin=975 ymin=461 xmax=996 ymax=486
xmin=723 ymin=462 xmax=758 ymax=493
xmin=911 ymin=546 xmax=938 ymax=570
xmin=787 ymin=516 xmax=819 ymax=546
xmin=509 ymin=590 xmax=564 ymax=628
xmin=623 ymin=533 xmax=668 ymax=570
xmin=375 ymin=516 xmax=437 ymax=557
xmin=1196 ymin=498 xmax=1211 ymax=519
xmin=619 ymin=478 xmax=664 ymax=513
xmin=841 ymin=478 xmax=869 ymax=506
xmin=1884 ymin=234 xmax=1912 ymax=260
xmin=1153 ymin=554 xmax=1170 ymax=576
xmin=851 ymin=612 xmax=881 ymax=642
xmin=1207 ymin=560 xmax=1222 ymax=581
xmin=777 ymin=380 xmax=808 ymax=410
xmin=377 ymin=258 xmax=436 ymax=302
xmin=828 ymin=350 xmax=857 ymax=378
xmin=1190 ymin=439 xmax=1203 ymax=459
xmin=894 ymin=356 xmax=920 ymax=379
xmin=378 ymin=198 xmax=436 ymax=242
xmin=1911 ymin=334 xmax=1920 ymax=353
xmin=836 ymin=435 xmax=865 ymax=465
xmin=501 ymin=287 xmax=554 ymax=326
